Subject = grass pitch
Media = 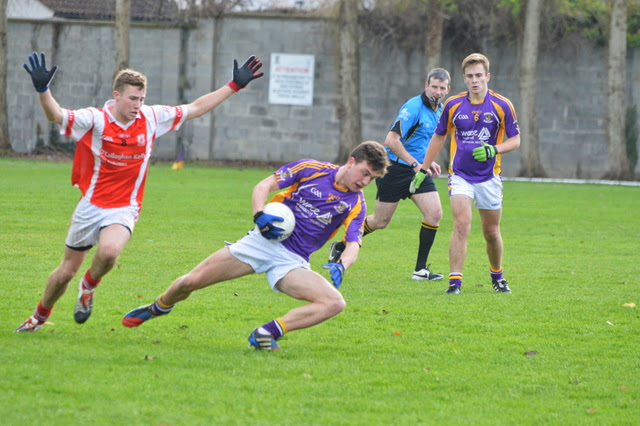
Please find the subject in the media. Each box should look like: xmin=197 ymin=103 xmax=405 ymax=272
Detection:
xmin=1 ymin=158 xmax=639 ymax=424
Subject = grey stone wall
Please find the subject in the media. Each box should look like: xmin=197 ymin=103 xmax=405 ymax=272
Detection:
xmin=6 ymin=15 xmax=640 ymax=179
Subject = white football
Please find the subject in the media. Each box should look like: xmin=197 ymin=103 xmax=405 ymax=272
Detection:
xmin=260 ymin=202 xmax=296 ymax=242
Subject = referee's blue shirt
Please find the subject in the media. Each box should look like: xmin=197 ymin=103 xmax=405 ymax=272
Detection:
xmin=387 ymin=93 xmax=443 ymax=166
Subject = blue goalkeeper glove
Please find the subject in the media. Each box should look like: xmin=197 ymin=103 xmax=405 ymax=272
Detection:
xmin=253 ymin=211 xmax=284 ymax=240
xmin=228 ymin=55 xmax=264 ymax=92
xmin=23 ymin=52 xmax=58 ymax=93
xmin=472 ymin=143 xmax=497 ymax=162
xmin=322 ymin=262 xmax=345 ymax=289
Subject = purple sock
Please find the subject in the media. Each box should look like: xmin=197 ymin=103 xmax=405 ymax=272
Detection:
xmin=261 ymin=319 xmax=285 ymax=339
xmin=490 ymin=267 xmax=503 ymax=281
xmin=449 ymin=273 xmax=462 ymax=287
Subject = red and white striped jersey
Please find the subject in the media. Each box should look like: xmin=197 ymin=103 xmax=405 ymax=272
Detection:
xmin=60 ymin=100 xmax=187 ymax=210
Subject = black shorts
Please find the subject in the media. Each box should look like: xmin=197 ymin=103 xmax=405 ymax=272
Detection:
xmin=376 ymin=162 xmax=437 ymax=203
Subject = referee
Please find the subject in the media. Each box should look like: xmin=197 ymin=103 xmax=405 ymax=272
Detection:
xmin=329 ymin=68 xmax=450 ymax=281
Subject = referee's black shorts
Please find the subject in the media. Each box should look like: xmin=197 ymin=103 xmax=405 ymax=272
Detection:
xmin=375 ymin=162 xmax=437 ymax=203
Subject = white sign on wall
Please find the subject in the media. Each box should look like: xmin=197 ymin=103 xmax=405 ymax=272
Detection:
xmin=268 ymin=53 xmax=315 ymax=106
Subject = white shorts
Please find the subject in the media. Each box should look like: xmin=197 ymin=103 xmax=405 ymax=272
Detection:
xmin=65 ymin=197 xmax=139 ymax=250
xmin=228 ymin=229 xmax=310 ymax=292
xmin=448 ymin=174 xmax=503 ymax=210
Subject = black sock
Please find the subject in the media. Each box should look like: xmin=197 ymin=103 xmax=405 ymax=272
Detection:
xmin=363 ymin=217 xmax=374 ymax=236
xmin=415 ymin=221 xmax=438 ymax=271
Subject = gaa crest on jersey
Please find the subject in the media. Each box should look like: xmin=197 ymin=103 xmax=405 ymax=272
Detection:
xmin=137 ymin=134 xmax=145 ymax=146
xmin=280 ymin=168 xmax=293 ymax=180
xmin=483 ymin=113 xmax=494 ymax=123
xmin=334 ymin=201 xmax=349 ymax=214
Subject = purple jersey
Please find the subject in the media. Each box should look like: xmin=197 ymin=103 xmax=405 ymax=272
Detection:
xmin=270 ymin=159 xmax=367 ymax=261
xmin=435 ymin=90 xmax=520 ymax=183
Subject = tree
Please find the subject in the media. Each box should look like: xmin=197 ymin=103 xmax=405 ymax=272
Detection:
xmin=335 ymin=0 xmax=362 ymax=162
xmin=425 ymin=1 xmax=447 ymax=73
xmin=0 ymin=0 xmax=10 ymax=151
xmin=604 ymin=0 xmax=631 ymax=180
xmin=519 ymin=0 xmax=546 ymax=177
xmin=114 ymin=0 xmax=131 ymax=77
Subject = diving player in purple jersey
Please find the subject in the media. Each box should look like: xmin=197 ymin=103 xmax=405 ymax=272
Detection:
xmin=122 ymin=141 xmax=389 ymax=351
xmin=411 ymin=53 xmax=520 ymax=295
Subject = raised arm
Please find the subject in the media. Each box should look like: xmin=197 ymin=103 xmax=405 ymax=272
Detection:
xmin=185 ymin=55 xmax=264 ymax=121
xmin=24 ymin=52 xmax=62 ymax=124
xmin=38 ymin=90 xmax=63 ymax=124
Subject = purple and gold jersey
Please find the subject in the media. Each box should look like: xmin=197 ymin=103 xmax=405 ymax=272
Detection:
xmin=270 ymin=159 xmax=367 ymax=261
xmin=436 ymin=90 xmax=520 ymax=183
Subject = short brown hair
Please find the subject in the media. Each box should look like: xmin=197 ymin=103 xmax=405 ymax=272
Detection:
xmin=113 ymin=69 xmax=147 ymax=93
xmin=349 ymin=140 xmax=390 ymax=176
xmin=461 ymin=53 xmax=490 ymax=74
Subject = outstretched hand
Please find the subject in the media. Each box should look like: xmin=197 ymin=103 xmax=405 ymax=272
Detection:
xmin=228 ymin=55 xmax=264 ymax=92
xmin=322 ymin=262 xmax=345 ymax=289
xmin=24 ymin=52 xmax=58 ymax=93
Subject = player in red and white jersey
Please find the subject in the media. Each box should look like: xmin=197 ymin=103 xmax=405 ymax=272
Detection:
xmin=63 ymin=100 xmax=187 ymax=210
xmin=15 ymin=52 xmax=264 ymax=333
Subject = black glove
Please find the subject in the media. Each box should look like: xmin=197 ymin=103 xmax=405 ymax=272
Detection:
xmin=228 ymin=55 xmax=264 ymax=92
xmin=253 ymin=211 xmax=284 ymax=240
xmin=23 ymin=52 xmax=58 ymax=93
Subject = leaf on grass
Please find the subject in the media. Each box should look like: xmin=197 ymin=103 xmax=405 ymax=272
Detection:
xmin=525 ymin=351 xmax=538 ymax=356
xmin=49 ymin=329 xmax=55 ymax=334
xmin=587 ymin=408 xmax=597 ymax=414
xmin=110 ymin=328 xmax=116 ymax=332
xmin=606 ymin=321 xmax=614 ymax=326
xmin=179 ymin=325 xmax=189 ymax=330
xmin=381 ymin=309 xmax=389 ymax=314
xmin=571 ymin=381 xmax=581 ymax=385
xmin=137 ymin=295 xmax=143 ymax=298
xmin=153 ymin=340 xmax=161 ymax=344
xmin=144 ymin=355 xmax=156 ymax=360
xmin=234 ymin=293 xmax=239 ymax=297
xmin=423 ymin=368 xmax=431 ymax=372
xmin=394 ymin=331 xmax=402 ymax=335
xmin=620 ymin=385 xmax=627 ymax=391
xmin=622 ymin=302 xmax=636 ymax=308
xmin=476 ymin=284 xmax=484 ymax=287
xmin=302 ymin=373 xmax=312 ymax=378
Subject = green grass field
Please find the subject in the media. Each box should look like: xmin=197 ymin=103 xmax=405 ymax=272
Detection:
xmin=1 ymin=158 xmax=639 ymax=424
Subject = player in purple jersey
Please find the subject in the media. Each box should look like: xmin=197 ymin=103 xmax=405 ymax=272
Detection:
xmin=411 ymin=53 xmax=520 ymax=294
xmin=327 ymin=68 xmax=451 ymax=282
xmin=121 ymin=141 xmax=389 ymax=351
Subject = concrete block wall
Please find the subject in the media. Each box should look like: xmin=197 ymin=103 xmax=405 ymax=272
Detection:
xmin=6 ymin=15 xmax=640 ymax=179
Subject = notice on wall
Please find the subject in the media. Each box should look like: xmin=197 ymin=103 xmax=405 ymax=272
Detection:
xmin=268 ymin=53 xmax=315 ymax=106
